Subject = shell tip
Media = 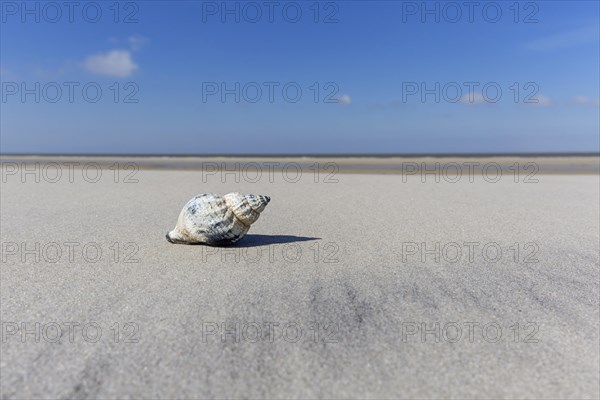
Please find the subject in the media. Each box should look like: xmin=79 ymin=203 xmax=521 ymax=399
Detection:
xmin=166 ymin=232 xmax=175 ymax=243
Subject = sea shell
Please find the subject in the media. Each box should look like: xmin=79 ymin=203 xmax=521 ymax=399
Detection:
xmin=166 ymin=193 xmax=271 ymax=245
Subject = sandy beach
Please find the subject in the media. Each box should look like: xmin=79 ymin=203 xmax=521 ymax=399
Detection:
xmin=1 ymin=158 xmax=599 ymax=399
xmin=2 ymin=154 xmax=599 ymax=174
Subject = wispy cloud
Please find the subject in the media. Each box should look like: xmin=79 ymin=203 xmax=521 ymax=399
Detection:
xmin=336 ymin=94 xmax=352 ymax=105
xmin=30 ymin=63 xmax=76 ymax=80
xmin=524 ymin=25 xmax=600 ymax=51
xmin=459 ymin=93 xmax=486 ymax=105
xmin=128 ymin=35 xmax=149 ymax=51
xmin=0 ymin=66 xmax=17 ymax=80
xmin=83 ymin=50 xmax=138 ymax=77
xmin=528 ymin=95 xmax=553 ymax=107
xmin=572 ymin=96 xmax=600 ymax=106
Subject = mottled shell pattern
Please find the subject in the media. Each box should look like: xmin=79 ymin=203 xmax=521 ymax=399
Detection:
xmin=166 ymin=193 xmax=271 ymax=245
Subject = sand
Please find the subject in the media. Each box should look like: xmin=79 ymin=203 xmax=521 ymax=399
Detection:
xmin=1 ymin=161 xmax=599 ymax=399
xmin=2 ymin=154 xmax=599 ymax=174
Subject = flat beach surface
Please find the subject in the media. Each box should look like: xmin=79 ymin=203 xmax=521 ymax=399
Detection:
xmin=1 ymin=158 xmax=599 ymax=399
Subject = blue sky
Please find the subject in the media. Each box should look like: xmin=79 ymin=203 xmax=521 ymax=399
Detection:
xmin=1 ymin=0 xmax=598 ymax=154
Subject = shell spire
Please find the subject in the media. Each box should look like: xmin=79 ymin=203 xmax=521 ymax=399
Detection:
xmin=166 ymin=193 xmax=270 ymax=245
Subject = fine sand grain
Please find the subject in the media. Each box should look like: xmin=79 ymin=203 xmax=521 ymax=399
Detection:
xmin=1 ymin=164 xmax=599 ymax=399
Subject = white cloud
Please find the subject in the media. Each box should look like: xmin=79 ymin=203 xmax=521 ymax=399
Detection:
xmin=83 ymin=50 xmax=138 ymax=77
xmin=128 ymin=35 xmax=149 ymax=51
xmin=336 ymin=94 xmax=351 ymax=105
xmin=572 ymin=96 xmax=600 ymax=106
xmin=459 ymin=93 xmax=486 ymax=104
xmin=529 ymin=95 xmax=553 ymax=107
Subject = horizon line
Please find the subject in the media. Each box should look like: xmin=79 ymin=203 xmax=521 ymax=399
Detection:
xmin=1 ymin=152 xmax=599 ymax=158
